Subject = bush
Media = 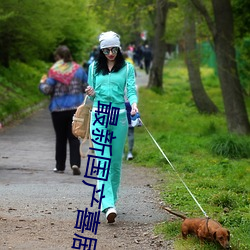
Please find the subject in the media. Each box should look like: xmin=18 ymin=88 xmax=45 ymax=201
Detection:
xmin=210 ymin=191 xmax=237 ymax=209
xmin=210 ymin=134 xmax=250 ymax=159
xmin=0 ymin=60 xmax=49 ymax=123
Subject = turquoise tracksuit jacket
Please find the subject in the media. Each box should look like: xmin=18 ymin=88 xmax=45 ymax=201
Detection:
xmin=87 ymin=62 xmax=138 ymax=109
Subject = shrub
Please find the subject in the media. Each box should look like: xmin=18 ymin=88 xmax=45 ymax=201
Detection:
xmin=210 ymin=191 xmax=237 ymax=209
xmin=210 ymin=135 xmax=250 ymax=159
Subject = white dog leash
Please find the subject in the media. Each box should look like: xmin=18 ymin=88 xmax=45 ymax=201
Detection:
xmin=139 ymin=118 xmax=209 ymax=218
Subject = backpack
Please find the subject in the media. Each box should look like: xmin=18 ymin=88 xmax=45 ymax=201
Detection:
xmin=72 ymin=95 xmax=93 ymax=158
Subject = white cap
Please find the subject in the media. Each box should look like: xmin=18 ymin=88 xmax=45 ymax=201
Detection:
xmin=99 ymin=31 xmax=121 ymax=49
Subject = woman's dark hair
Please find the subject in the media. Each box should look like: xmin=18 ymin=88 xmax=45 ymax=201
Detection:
xmin=54 ymin=45 xmax=73 ymax=63
xmin=95 ymin=48 xmax=126 ymax=75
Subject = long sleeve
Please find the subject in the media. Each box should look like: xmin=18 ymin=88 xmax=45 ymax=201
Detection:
xmin=87 ymin=62 xmax=95 ymax=101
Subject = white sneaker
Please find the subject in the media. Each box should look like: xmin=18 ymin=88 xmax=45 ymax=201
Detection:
xmin=127 ymin=152 xmax=133 ymax=160
xmin=72 ymin=165 xmax=81 ymax=175
xmin=106 ymin=207 xmax=117 ymax=223
xmin=53 ymin=168 xmax=64 ymax=173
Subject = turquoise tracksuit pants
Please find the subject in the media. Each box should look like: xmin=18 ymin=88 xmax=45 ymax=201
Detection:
xmin=90 ymin=109 xmax=128 ymax=212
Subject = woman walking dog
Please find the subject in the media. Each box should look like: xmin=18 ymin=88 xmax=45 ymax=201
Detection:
xmin=85 ymin=31 xmax=138 ymax=223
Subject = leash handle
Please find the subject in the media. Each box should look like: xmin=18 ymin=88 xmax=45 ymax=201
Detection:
xmin=139 ymin=118 xmax=209 ymax=218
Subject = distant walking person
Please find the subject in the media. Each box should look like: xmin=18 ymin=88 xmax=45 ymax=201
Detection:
xmin=143 ymin=44 xmax=152 ymax=74
xmin=39 ymin=45 xmax=88 ymax=175
xmin=125 ymin=101 xmax=134 ymax=160
xmin=123 ymin=52 xmax=137 ymax=160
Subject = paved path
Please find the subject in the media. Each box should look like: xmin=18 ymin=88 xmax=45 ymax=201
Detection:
xmin=135 ymin=68 xmax=149 ymax=88
xmin=0 ymin=71 xmax=173 ymax=249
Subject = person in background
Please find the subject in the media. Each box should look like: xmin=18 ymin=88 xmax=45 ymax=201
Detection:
xmin=123 ymin=52 xmax=137 ymax=160
xmin=85 ymin=31 xmax=138 ymax=223
xmin=39 ymin=45 xmax=88 ymax=175
xmin=143 ymin=44 xmax=153 ymax=74
xmin=82 ymin=46 xmax=99 ymax=73
xmin=88 ymin=46 xmax=99 ymax=63
xmin=134 ymin=44 xmax=144 ymax=69
xmin=125 ymin=101 xmax=135 ymax=160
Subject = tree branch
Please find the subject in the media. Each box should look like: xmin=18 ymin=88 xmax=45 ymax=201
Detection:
xmin=190 ymin=0 xmax=216 ymax=37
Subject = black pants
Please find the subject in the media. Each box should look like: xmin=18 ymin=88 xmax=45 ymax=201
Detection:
xmin=51 ymin=110 xmax=80 ymax=171
xmin=144 ymin=59 xmax=151 ymax=74
xmin=127 ymin=127 xmax=134 ymax=152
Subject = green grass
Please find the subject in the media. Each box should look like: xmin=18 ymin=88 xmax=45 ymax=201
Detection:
xmin=0 ymin=60 xmax=50 ymax=123
xmin=130 ymin=58 xmax=250 ymax=250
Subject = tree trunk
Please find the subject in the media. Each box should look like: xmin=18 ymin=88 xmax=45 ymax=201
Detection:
xmin=212 ymin=0 xmax=250 ymax=134
xmin=184 ymin=4 xmax=218 ymax=114
xmin=191 ymin=0 xmax=250 ymax=134
xmin=147 ymin=0 xmax=169 ymax=89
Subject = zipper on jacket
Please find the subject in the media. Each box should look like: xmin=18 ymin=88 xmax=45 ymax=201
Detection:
xmin=108 ymin=72 xmax=111 ymax=102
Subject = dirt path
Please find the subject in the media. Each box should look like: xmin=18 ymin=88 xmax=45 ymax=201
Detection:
xmin=0 ymin=70 xmax=174 ymax=250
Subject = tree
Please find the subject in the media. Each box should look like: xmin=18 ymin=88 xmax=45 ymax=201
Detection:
xmin=232 ymin=0 xmax=250 ymax=40
xmin=184 ymin=1 xmax=218 ymax=114
xmin=232 ymin=0 xmax=250 ymax=96
xmin=0 ymin=0 xmax=98 ymax=66
xmin=191 ymin=0 xmax=250 ymax=134
xmin=90 ymin=0 xmax=155 ymax=47
xmin=148 ymin=0 xmax=177 ymax=89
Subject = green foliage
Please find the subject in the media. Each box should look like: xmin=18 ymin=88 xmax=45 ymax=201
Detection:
xmin=165 ymin=2 xmax=184 ymax=44
xmin=210 ymin=134 xmax=250 ymax=159
xmin=236 ymin=37 xmax=250 ymax=95
xmin=165 ymin=0 xmax=213 ymax=45
xmin=130 ymin=58 xmax=250 ymax=249
xmin=210 ymin=191 xmax=238 ymax=210
xmin=91 ymin=0 xmax=155 ymax=46
xmin=154 ymin=221 xmax=181 ymax=240
xmin=0 ymin=60 xmax=49 ymax=122
xmin=232 ymin=0 xmax=250 ymax=39
xmin=0 ymin=0 xmax=100 ymax=66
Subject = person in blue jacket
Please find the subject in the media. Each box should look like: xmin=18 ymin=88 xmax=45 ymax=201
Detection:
xmin=86 ymin=31 xmax=138 ymax=223
xmin=39 ymin=45 xmax=88 ymax=175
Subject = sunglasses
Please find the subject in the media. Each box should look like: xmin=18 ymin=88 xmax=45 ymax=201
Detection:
xmin=102 ymin=47 xmax=119 ymax=55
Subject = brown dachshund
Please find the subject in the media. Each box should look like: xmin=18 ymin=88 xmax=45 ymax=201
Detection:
xmin=162 ymin=207 xmax=231 ymax=249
